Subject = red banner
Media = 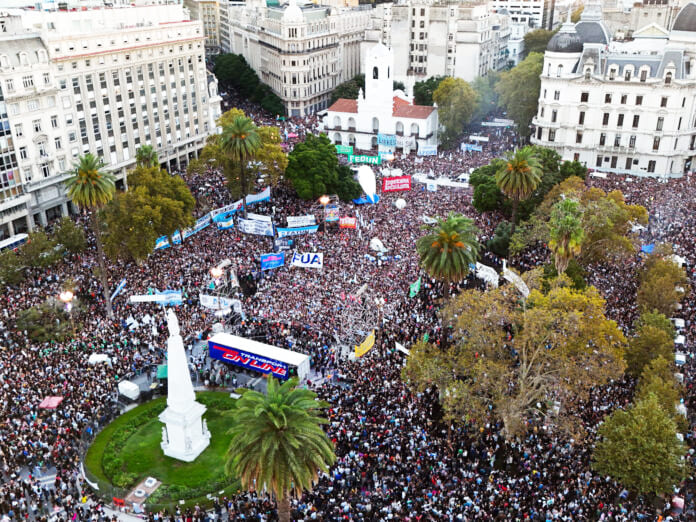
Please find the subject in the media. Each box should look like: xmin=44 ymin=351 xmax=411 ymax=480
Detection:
xmin=339 ymin=217 xmax=357 ymax=229
xmin=382 ymin=175 xmax=412 ymax=192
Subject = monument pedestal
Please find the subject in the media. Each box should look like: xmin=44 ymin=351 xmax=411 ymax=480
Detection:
xmin=159 ymin=401 xmax=211 ymax=462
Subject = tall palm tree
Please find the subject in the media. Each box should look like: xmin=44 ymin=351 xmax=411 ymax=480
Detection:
xmin=495 ymin=147 xmax=542 ymax=235
xmin=416 ymin=212 xmax=480 ymax=299
xmin=221 ymin=116 xmax=261 ymax=218
xmin=135 ymin=145 xmax=159 ymax=168
xmin=64 ymin=153 xmax=116 ymax=319
xmin=225 ymin=377 xmax=336 ymax=522
xmin=548 ymin=198 xmax=584 ymax=274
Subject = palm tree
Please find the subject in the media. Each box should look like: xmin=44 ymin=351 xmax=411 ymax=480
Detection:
xmin=495 ymin=147 xmax=542 ymax=235
xmin=64 ymin=153 xmax=116 ymax=319
xmin=416 ymin=212 xmax=480 ymax=299
xmin=548 ymin=198 xmax=584 ymax=274
xmin=135 ymin=145 xmax=159 ymax=168
xmin=225 ymin=377 xmax=336 ymax=522
xmin=221 ymin=116 xmax=261 ymax=218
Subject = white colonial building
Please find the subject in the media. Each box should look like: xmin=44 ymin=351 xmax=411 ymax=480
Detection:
xmin=220 ymin=0 xmax=370 ymax=116
xmin=0 ymin=5 xmax=222 ymax=238
xmin=531 ymin=3 xmax=696 ymax=178
xmin=323 ymin=43 xmax=438 ymax=154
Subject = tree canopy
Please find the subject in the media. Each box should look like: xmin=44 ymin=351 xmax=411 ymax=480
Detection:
xmin=214 ymin=53 xmax=285 ymax=115
xmin=413 ymin=76 xmax=445 ymax=106
xmin=523 ymin=29 xmax=556 ymax=56
xmin=496 ymin=53 xmax=543 ymax=136
xmin=285 ymin=133 xmax=361 ymax=201
xmin=432 ymin=77 xmax=479 ymax=147
xmin=471 ymin=72 xmax=500 ymax=122
xmin=54 ymin=217 xmax=86 ymax=254
xmin=593 ymin=393 xmax=689 ymax=496
xmin=403 ymin=282 xmax=626 ymax=439
xmin=637 ymin=245 xmax=689 ymax=316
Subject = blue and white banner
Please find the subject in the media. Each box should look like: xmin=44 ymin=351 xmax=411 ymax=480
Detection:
xmin=110 ymin=278 xmax=127 ymax=301
xmin=287 ymin=215 xmax=316 ymax=228
xmin=377 ymin=133 xmax=397 ymax=146
xmin=239 ymin=218 xmax=274 ymax=237
xmin=153 ymin=231 xmax=182 ymax=251
xmin=210 ymin=187 xmax=271 ymax=221
xmin=247 ymin=212 xmax=272 ymax=223
xmin=260 ymin=252 xmax=285 ymax=270
xmin=291 ymin=252 xmax=323 ymax=269
xmin=245 ymin=186 xmax=271 ymax=206
xmin=199 ymin=294 xmax=243 ymax=312
xmin=211 ymin=202 xmax=243 ymax=221
xmin=417 ymin=144 xmax=437 ymax=157
xmin=129 ymin=289 xmax=182 ymax=306
xmin=276 ymin=225 xmax=319 ymax=238
xmin=182 ymin=214 xmax=212 ymax=240
xmin=461 ymin=143 xmax=483 ymax=153
xmin=217 ymin=216 xmax=235 ymax=230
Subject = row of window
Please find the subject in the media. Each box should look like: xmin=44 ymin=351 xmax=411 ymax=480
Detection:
xmin=539 ymin=127 xmax=663 ymax=151
xmin=4 ymin=73 xmax=51 ymax=93
xmin=595 ymin=155 xmax=657 ymax=173
xmin=545 ymin=89 xmax=682 ymax=108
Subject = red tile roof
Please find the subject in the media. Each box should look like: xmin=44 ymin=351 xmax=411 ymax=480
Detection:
xmin=393 ymin=96 xmax=410 ymax=107
xmin=327 ymin=98 xmax=358 ymax=113
xmin=393 ymin=103 xmax=435 ymax=120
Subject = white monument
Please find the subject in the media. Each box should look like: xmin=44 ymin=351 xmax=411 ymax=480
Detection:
xmin=159 ymin=310 xmax=210 ymax=462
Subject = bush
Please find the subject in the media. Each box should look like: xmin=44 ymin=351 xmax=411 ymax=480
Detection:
xmin=487 ymin=222 xmax=512 ymax=257
xmin=542 ymin=259 xmax=586 ymax=291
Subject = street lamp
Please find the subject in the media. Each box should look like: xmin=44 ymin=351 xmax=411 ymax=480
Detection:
xmin=59 ymin=290 xmax=75 ymax=337
xmin=319 ymin=195 xmax=330 ymax=233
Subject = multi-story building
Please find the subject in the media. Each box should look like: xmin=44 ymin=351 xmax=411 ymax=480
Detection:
xmin=602 ymin=0 xmax=682 ymax=40
xmin=491 ymin=0 xmax=547 ymax=28
xmin=184 ymin=0 xmax=222 ymax=54
xmin=367 ymin=1 xmax=510 ymax=85
xmin=531 ymin=3 xmax=696 ymax=179
xmin=220 ymin=0 xmax=370 ymax=116
xmin=0 ymin=5 xmax=222 ymax=238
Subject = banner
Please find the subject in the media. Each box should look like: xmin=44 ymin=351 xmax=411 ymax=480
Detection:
xmin=217 ymin=216 xmax=235 ymax=230
xmin=355 ymin=330 xmax=375 ymax=358
xmin=377 ymin=134 xmax=396 ymax=146
xmin=276 ymin=225 xmax=319 ymax=238
xmin=339 ymin=216 xmax=357 ymax=229
xmin=396 ymin=135 xmax=416 ymax=148
xmin=110 ymin=278 xmax=127 ymax=301
xmin=325 ymin=204 xmax=340 ymax=222
xmin=349 ymin=154 xmax=381 ymax=165
xmin=468 ymin=135 xmax=489 ymax=142
xmin=409 ymin=277 xmax=421 ymax=298
xmin=199 ymin=294 xmax=242 ymax=313
xmin=274 ymin=238 xmax=293 ymax=251
xmin=291 ymin=252 xmax=323 ymax=269
xmin=287 ymin=215 xmax=316 ymax=228
xmin=238 ymin=218 xmax=274 ymax=237
xmin=247 ymin=212 xmax=272 ymax=223
xmin=382 ymin=175 xmax=412 ymax=192
xmin=426 ymin=182 xmax=438 ymax=192
xmin=210 ymin=187 xmax=271 ymax=220
xmin=209 ymin=341 xmax=288 ymax=379
xmin=210 ymin=201 xmax=243 ymax=220
xmin=417 ymin=144 xmax=437 ymax=157
xmin=260 ymin=252 xmax=285 ymax=270
xmin=182 ymin=214 xmax=212 ymax=240
xmin=352 ymin=195 xmax=380 ymax=205
xmin=335 ymin=144 xmax=353 ymax=155
xmin=461 ymin=143 xmax=483 ymax=152
xmin=130 ymin=290 xmax=182 ymax=306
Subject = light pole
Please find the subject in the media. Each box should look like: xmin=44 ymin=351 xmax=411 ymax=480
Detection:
xmin=319 ymin=195 xmax=330 ymax=234
xmin=59 ymin=290 xmax=75 ymax=338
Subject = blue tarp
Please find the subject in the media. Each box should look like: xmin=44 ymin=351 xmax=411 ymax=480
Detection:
xmin=641 ymin=244 xmax=655 ymax=254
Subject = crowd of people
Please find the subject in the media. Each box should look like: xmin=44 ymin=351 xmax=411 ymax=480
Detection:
xmin=0 ymin=95 xmax=694 ymax=521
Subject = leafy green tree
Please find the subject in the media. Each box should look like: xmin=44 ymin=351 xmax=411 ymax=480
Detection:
xmin=225 ymin=378 xmax=336 ymax=522
xmin=548 ymin=198 xmax=584 ymax=274
xmin=413 ymin=76 xmax=445 ymax=106
xmin=16 ymin=299 xmax=74 ymax=343
xmin=64 ymin=153 xmax=116 ymax=318
xmin=523 ymin=29 xmax=556 ymax=56
xmin=103 ymin=187 xmax=163 ymax=263
xmin=635 ymin=310 xmax=675 ymax=340
xmin=393 ymin=80 xmax=406 ymax=91
xmin=496 ymin=53 xmax=543 ymax=136
xmin=486 ymin=221 xmax=512 ymax=257
xmin=637 ymin=246 xmax=689 ymax=316
xmin=404 ymin=284 xmax=626 ymax=439
xmin=542 ymin=259 xmax=587 ymax=291
xmin=21 ymin=230 xmax=62 ymax=268
xmin=330 ymin=74 xmax=365 ymax=104
xmin=54 ymin=216 xmax=86 ymax=254
xmin=559 ymin=160 xmax=587 ymax=180
xmin=0 ymin=249 xmax=24 ymax=286
xmin=593 ymin=393 xmax=689 ymax=495
xmin=285 ymin=133 xmax=361 ymax=201
xmin=471 ymin=72 xmax=500 ymax=122
xmin=415 ymin=212 xmax=480 ymax=298
xmin=432 ymin=77 xmax=479 ymax=146
xmin=625 ymin=323 xmax=675 ymax=378
xmin=135 ymin=145 xmax=159 ymax=168
xmin=214 ymin=54 xmax=285 ymax=115
xmin=470 ymin=159 xmax=506 ymax=212
xmin=571 ymin=5 xmax=584 ymax=23
xmin=128 ymin=166 xmax=196 ymax=239
xmin=636 ymin=357 xmax=682 ymax=420
xmin=221 ymin=116 xmax=261 ymax=218
xmin=495 ymin=147 xmax=542 ymax=234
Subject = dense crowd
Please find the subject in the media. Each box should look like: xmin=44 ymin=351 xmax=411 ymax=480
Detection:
xmin=0 ymin=99 xmax=694 ymax=521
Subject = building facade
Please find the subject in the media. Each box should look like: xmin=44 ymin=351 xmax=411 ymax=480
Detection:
xmin=491 ymin=0 xmax=547 ymax=28
xmin=602 ymin=0 xmax=682 ymax=40
xmin=0 ymin=5 xmax=222 ymax=238
xmin=366 ymin=1 xmax=510 ymax=85
xmin=184 ymin=0 xmax=222 ymax=54
xmin=323 ymin=43 xmax=438 ymax=154
xmin=531 ymin=3 xmax=696 ymax=179
xmin=220 ymin=0 xmax=370 ymax=116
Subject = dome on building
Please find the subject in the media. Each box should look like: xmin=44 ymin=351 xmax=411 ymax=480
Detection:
xmin=283 ymin=0 xmax=304 ymax=24
xmin=575 ymin=21 xmax=609 ymax=45
xmin=547 ymin=27 xmax=583 ymax=53
xmin=672 ymin=2 xmax=696 ymax=32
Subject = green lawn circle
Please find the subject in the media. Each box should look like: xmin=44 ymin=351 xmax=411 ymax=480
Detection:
xmin=85 ymin=391 xmax=239 ymax=510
